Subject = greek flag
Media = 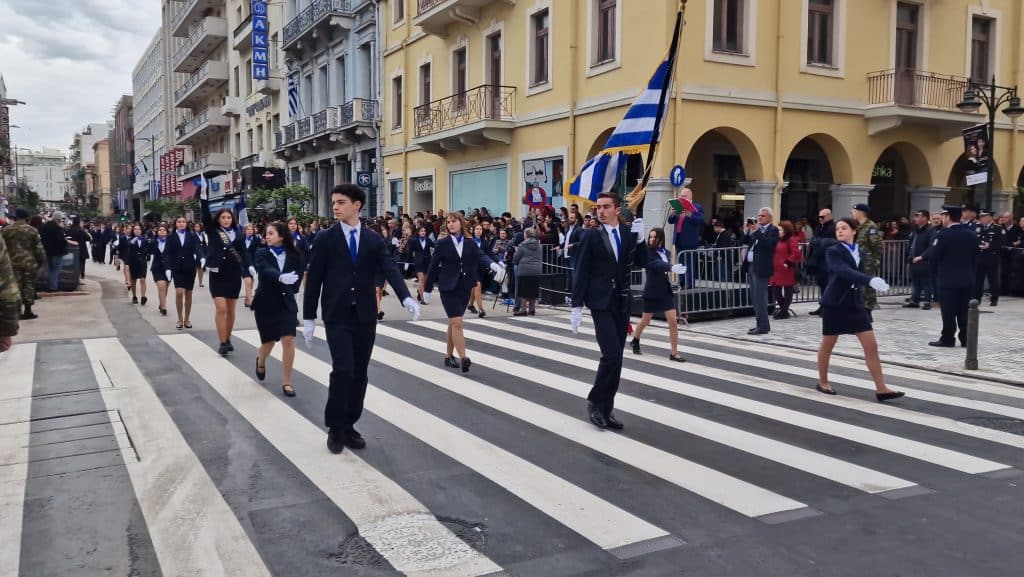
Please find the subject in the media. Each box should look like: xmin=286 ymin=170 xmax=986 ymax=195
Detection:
xmin=133 ymin=163 xmax=142 ymax=178
xmin=288 ymin=72 xmax=300 ymax=120
xmin=237 ymin=192 xmax=249 ymax=227
xmin=566 ymin=9 xmax=683 ymax=208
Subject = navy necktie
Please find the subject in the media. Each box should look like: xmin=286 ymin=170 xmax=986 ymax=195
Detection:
xmin=349 ymin=229 xmax=358 ymax=265
xmin=611 ymin=228 xmax=621 ymax=259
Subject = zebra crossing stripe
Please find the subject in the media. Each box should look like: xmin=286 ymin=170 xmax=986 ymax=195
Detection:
xmin=235 ymin=330 xmax=681 ymax=555
xmin=83 ymin=338 xmax=274 ymax=577
xmin=513 ymin=316 xmax=1024 ymax=450
xmin=0 ymin=343 xmax=36 ymax=577
xmin=163 ymin=334 xmax=506 ymax=577
xmin=379 ymin=323 xmax=918 ymax=495
xmin=541 ymin=314 xmax=1024 ymax=421
xmin=289 ymin=327 xmax=812 ymax=520
xmin=451 ymin=320 xmax=1010 ymax=475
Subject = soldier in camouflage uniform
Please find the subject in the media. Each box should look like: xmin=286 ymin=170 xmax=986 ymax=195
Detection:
xmin=0 ymin=233 xmax=20 ymax=352
xmin=1 ymin=208 xmax=47 ymax=320
xmin=852 ymin=203 xmax=884 ymax=311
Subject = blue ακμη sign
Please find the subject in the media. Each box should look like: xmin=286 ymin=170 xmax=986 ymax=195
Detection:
xmin=251 ymin=0 xmax=269 ymax=80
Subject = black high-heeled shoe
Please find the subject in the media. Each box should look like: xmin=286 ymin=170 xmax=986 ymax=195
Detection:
xmin=255 ymin=357 xmax=266 ymax=381
xmin=461 ymin=357 xmax=472 ymax=373
xmin=631 ymin=338 xmax=641 ymax=355
xmin=876 ymin=391 xmax=905 ymax=402
xmin=668 ymin=353 xmax=686 ymax=362
xmin=444 ymin=356 xmax=459 ymax=368
xmin=467 ymin=305 xmax=478 ymax=314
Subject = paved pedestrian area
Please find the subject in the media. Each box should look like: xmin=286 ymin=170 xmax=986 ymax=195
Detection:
xmin=680 ymin=295 xmax=1024 ymax=386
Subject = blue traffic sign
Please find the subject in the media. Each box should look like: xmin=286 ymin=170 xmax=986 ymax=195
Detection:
xmin=670 ymin=165 xmax=686 ymax=187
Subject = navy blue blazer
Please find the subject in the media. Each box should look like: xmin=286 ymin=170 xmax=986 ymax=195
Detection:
xmin=924 ymin=223 xmax=978 ymax=290
xmin=748 ymin=224 xmax=780 ymax=278
xmin=166 ymin=230 xmax=203 ymax=273
xmin=410 ymin=236 xmax=434 ymax=271
xmin=424 ymin=235 xmax=495 ymax=293
xmin=820 ymin=243 xmax=874 ymax=308
xmin=243 ymin=235 xmax=263 ymax=266
xmin=571 ymin=224 xmax=644 ymax=312
xmin=303 ymin=224 xmax=412 ymax=324
xmin=642 ymin=247 xmax=674 ymax=302
xmin=124 ymin=236 xmax=149 ymax=269
xmin=148 ymin=238 xmax=171 ymax=273
xmin=251 ymin=247 xmax=302 ymax=314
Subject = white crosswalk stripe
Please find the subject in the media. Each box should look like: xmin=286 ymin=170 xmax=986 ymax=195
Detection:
xmin=0 ymin=344 xmax=36 ymax=577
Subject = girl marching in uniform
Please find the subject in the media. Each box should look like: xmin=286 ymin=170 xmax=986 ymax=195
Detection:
xmin=410 ymin=225 xmax=434 ymax=304
xmin=468 ymin=223 xmax=492 ymax=318
xmin=816 ymin=217 xmax=905 ymax=401
xmin=167 ymin=216 xmax=203 ymax=330
xmin=126 ymin=224 xmax=149 ymax=305
xmin=118 ymin=226 xmax=132 ymax=289
xmin=630 ymin=228 xmax=687 ymax=361
xmin=242 ymin=223 xmax=262 ymax=308
xmin=149 ymin=224 xmax=171 ymax=315
xmin=192 ymin=222 xmax=208 ymax=287
xmin=423 ymin=212 xmax=506 ymax=373
xmin=251 ymin=222 xmax=303 ymax=397
xmin=201 ymin=199 xmax=255 ymax=356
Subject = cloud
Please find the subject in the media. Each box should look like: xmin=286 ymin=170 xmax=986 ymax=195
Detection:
xmin=0 ymin=0 xmax=161 ymax=152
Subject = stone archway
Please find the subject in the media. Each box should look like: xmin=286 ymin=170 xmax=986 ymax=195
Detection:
xmin=866 ymin=142 xmax=932 ymax=221
xmin=581 ymin=127 xmax=643 ymax=198
xmin=782 ymin=137 xmax=839 ymax=222
xmin=683 ymin=127 xmax=764 ymax=229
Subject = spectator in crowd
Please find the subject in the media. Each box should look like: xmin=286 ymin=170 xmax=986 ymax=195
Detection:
xmin=745 ymin=207 xmax=778 ymax=335
xmin=770 ymin=220 xmax=802 ymax=320
xmin=66 ymin=217 xmax=91 ymax=281
xmin=39 ymin=211 xmax=68 ymax=292
xmin=1 ymin=208 xmax=45 ymax=320
xmin=906 ymin=210 xmax=937 ymax=309
xmin=512 ymin=227 xmax=542 ymax=316
xmin=667 ymin=187 xmax=705 ymax=288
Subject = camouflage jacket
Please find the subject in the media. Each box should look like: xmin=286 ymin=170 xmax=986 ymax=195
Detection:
xmin=855 ymin=219 xmax=883 ymax=264
xmin=1 ymin=222 xmax=46 ymax=270
xmin=0 ymin=234 xmax=20 ymax=338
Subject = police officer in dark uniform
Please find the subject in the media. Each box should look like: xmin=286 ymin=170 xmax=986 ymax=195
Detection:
xmin=961 ymin=203 xmax=980 ymax=228
xmin=926 ymin=205 xmax=978 ymax=347
xmin=974 ymin=209 xmax=1003 ymax=306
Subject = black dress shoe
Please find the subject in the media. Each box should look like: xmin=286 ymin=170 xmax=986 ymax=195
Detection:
xmin=327 ymin=429 xmax=345 ymax=454
xmin=921 ymin=303 xmax=931 ymax=310
xmin=605 ymin=412 xmax=624 ymax=430
xmin=467 ymin=305 xmax=478 ymax=314
xmin=21 ymin=311 xmax=38 ymax=320
xmin=377 ymin=311 xmax=385 ymax=320
xmin=218 ymin=342 xmax=230 ymax=356
xmin=343 ymin=429 xmax=367 ymax=450
xmin=478 ymin=310 xmax=486 ymax=318
xmin=444 ymin=356 xmax=459 ymax=368
xmin=816 ymin=383 xmax=837 ymax=395
xmin=876 ymin=391 xmax=905 ymax=402
xmin=141 ymin=296 xmax=148 ymax=306
xmin=226 ymin=340 xmax=234 ymax=352
xmin=902 ymin=301 xmax=919 ymax=308
xmin=461 ymin=357 xmax=472 ymax=373
xmin=747 ymin=328 xmax=769 ymax=335
xmin=808 ymin=307 xmax=821 ymax=316
xmin=631 ymin=338 xmax=641 ymax=355
xmin=132 ymin=296 xmax=138 ymax=304
xmin=668 ymin=353 xmax=686 ymax=362
xmin=159 ymin=307 xmax=167 ymax=316
xmin=928 ymin=340 xmax=955 ymax=347
xmin=587 ymin=403 xmax=608 ymax=429
xmin=255 ymin=357 xmax=266 ymax=381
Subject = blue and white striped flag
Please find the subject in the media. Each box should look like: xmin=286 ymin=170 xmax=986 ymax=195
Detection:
xmin=566 ymin=11 xmax=682 ymax=208
xmin=237 ymin=192 xmax=249 ymax=227
xmin=133 ymin=164 xmax=142 ymax=178
xmin=288 ymin=72 xmax=300 ymax=120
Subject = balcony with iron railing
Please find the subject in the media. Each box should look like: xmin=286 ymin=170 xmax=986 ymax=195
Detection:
xmin=414 ymin=0 xmax=501 ymax=36
xmin=232 ymin=14 xmax=252 ymax=49
xmin=171 ymin=0 xmax=220 ymax=38
xmin=282 ymin=0 xmax=354 ymax=53
xmin=174 ymin=60 xmax=230 ymax=108
xmin=864 ymin=69 xmax=980 ymax=138
xmin=175 ymin=108 xmax=231 ymax=146
xmin=413 ymin=85 xmax=514 ymax=154
xmin=177 ymin=152 xmax=231 ymax=180
xmin=275 ymin=99 xmax=379 ymax=152
xmin=173 ymin=16 xmax=228 ymax=74
xmin=236 ymin=153 xmax=260 ymax=169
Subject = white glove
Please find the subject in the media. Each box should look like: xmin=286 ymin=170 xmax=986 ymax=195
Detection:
xmin=671 ymin=264 xmax=687 ymax=275
xmin=302 ymin=319 xmax=315 ymax=347
xmin=423 ymin=291 xmax=433 ymax=304
xmin=279 ymin=272 xmax=300 ymax=285
xmin=570 ymin=307 xmax=583 ymax=334
xmin=391 ymin=237 xmax=400 ymax=246
xmin=402 ymin=297 xmax=420 ymax=321
xmin=630 ymin=217 xmax=645 ymax=236
xmin=490 ymin=262 xmax=507 ymax=284
xmin=206 ymin=267 xmax=219 ymax=273
xmin=248 ymin=266 xmax=257 ymax=278
xmin=200 ymin=258 xmax=206 ymax=268
xmin=869 ymin=277 xmax=890 ymax=292
xmin=165 ymin=270 xmax=172 ymax=281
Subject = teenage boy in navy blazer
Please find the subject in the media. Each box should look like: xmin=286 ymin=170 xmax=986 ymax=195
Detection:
xmin=302 ymin=184 xmax=421 ymax=454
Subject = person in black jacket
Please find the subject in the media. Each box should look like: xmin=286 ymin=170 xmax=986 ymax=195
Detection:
xmin=199 ymin=196 xmax=255 ymax=356
xmin=241 ymin=223 xmax=262 ymax=308
xmin=925 ymin=205 xmax=979 ymax=347
xmin=252 ymin=221 xmax=303 ymax=397
xmin=906 ymin=210 xmax=937 ymax=309
xmin=39 ymin=212 xmax=68 ymax=292
xmin=745 ymin=207 xmax=779 ymax=335
xmin=569 ymin=193 xmax=645 ymax=430
xmin=66 ymin=218 xmax=91 ymax=281
xmin=468 ymin=223 xmax=493 ymax=317
xmin=148 ymin=224 xmax=171 ymax=315
xmin=125 ymin=224 xmax=149 ymax=305
xmin=815 ymin=217 xmax=904 ymax=401
xmin=974 ymin=210 xmax=1003 ymax=306
xmin=167 ymin=216 xmax=204 ymax=329
xmin=806 ymin=208 xmax=836 ymax=315
xmin=630 ymin=228 xmax=687 ymax=361
xmin=410 ymin=225 xmax=434 ymax=303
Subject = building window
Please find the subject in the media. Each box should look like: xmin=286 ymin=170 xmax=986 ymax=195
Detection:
xmin=392 ymin=75 xmax=403 ymax=129
xmin=807 ymin=0 xmax=833 ymax=66
xmin=393 ymin=0 xmax=404 ymax=24
xmin=419 ymin=63 xmax=432 ymax=104
xmin=233 ymin=65 xmax=240 ymax=97
xmin=319 ymin=66 xmax=329 ymax=110
xmin=244 ymin=59 xmax=253 ymax=95
xmin=335 ymin=56 xmax=346 ymax=104
xmin=595 ymin=0 xmax=616 ymax=64
xmin=971 ymin=16 xmax=992 ymax=83
xmin=452 ymin=47 xmax=467 ymax=109
xmin=531 ymin=9 xmax=550 ymax=86
xmin=712 ymin=0 xmax=744 ymax=53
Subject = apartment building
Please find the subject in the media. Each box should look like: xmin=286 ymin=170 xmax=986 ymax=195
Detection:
xmin=273 ymin=0 xmax=382 ymax=216
xmin=132 ymin=30 xmax=174 ymax=202
xmin=111 ymin=95 xmax=136 ymax=215
xmin=68 ymin=122 xmax=112 ymax=213
xmin=93 ymin=139 xmax=113 ymax=217
xmin=170 ymin=0 xmax=233 ymax=199
xmin=14 ymin=148 xmax=68 ymax=206
xmin=380 ymin=0 xmax=1024 ymax=221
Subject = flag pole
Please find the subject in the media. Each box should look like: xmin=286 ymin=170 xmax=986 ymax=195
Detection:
xmin=629 ymin=1 xmax=686 ymax=217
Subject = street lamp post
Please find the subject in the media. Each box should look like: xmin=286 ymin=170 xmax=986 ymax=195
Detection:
xmin=957 ymin=76 xmax=1024 ymax=210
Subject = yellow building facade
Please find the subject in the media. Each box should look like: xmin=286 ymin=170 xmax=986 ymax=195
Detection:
xmin=381 ymin=0 xmax=1024 ymax=223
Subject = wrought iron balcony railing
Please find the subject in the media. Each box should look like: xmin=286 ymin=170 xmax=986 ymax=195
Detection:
xmin=282 ymin=0 xmax=352 ymax=48
xmin=236 ymin=153 xmax=260 ymax=169
xmin=175 ymin=63 xmax=211 ymax=102
xmin=413 ymin=85 xmax=515 ymax=138
xmin=867 ymin=69 xmax=971 ymax=111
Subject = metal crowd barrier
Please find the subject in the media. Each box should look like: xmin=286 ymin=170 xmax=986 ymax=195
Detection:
xmin=538 ymin=238 xmax=913 ymax=317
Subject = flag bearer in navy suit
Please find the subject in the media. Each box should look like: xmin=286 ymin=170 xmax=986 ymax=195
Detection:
xmin=303 ymin=184 xmax=421 ymax=455
xmin=569 ymin=192 xmax=646 ymax=430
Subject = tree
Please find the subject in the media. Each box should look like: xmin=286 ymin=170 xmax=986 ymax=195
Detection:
xmin=245 ymin=184 xmax=317 ymax=225
xmin=7 ymin=180 xmax=41 ymax=216
xmin=144 ymin=197 xmax=199 ymax=220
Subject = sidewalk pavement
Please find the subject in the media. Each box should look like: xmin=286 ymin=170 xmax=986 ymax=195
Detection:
xmin=682 ymin=294 xmax=1024 ymax=386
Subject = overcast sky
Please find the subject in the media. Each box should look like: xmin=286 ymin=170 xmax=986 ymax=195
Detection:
xmin=0 ymin=0 xmax=162 ymax=155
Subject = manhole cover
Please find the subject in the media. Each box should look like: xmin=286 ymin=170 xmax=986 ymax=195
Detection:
xmin=333 ymin=514 xmax=487 ymax=570
xmin=958 ymin=417 xmax=1024 ymax=434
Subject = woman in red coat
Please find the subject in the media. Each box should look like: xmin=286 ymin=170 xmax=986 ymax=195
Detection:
xmin=770 ymin=220 xmax=802 ymax=319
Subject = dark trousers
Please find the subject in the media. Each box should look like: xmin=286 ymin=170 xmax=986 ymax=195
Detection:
xmin=588 ymin=303 xmax=629 ymax=411
xmin=323 ymin=316 xmax=377 ymax=430
xmin=910 ymin=268 xmax=932 ymax=303
xmin=974 ymin=261 xmax=1000 ymax=304
xmin=773 ymin=285 xmax=794 ymax=313
xmin=748 ymin=273 xmax=771 ymax=331
xmin=937 ymin=286 xmax=971 ymax=345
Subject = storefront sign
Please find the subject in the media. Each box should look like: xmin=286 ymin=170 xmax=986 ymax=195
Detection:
xmin=411 ymin=176 xmax=433 ymax=194
xmin=251 ymin=0 xmax=269 ymax=80
xmin=159 ymin=148 xmax=185 ymax=197
xmin=246 ymin=95 xmax=272 ymax=117
xmin=871 ymin=165 xmax=893 ymax=179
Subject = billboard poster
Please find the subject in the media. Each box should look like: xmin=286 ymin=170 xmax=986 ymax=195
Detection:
xmin=962 ymin=124 xmax=989 ymax=188
xmin=523 ymin=157 xmax=564 ymax=209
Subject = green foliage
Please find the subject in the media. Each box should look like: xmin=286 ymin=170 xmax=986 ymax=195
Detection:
xmin=8 ymin=180 xmax=40 ymax=216
xmin=145 ymin=197 xmax=199 ymax=220
xmin=245 ymin=184 xmax=317 ymax=225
